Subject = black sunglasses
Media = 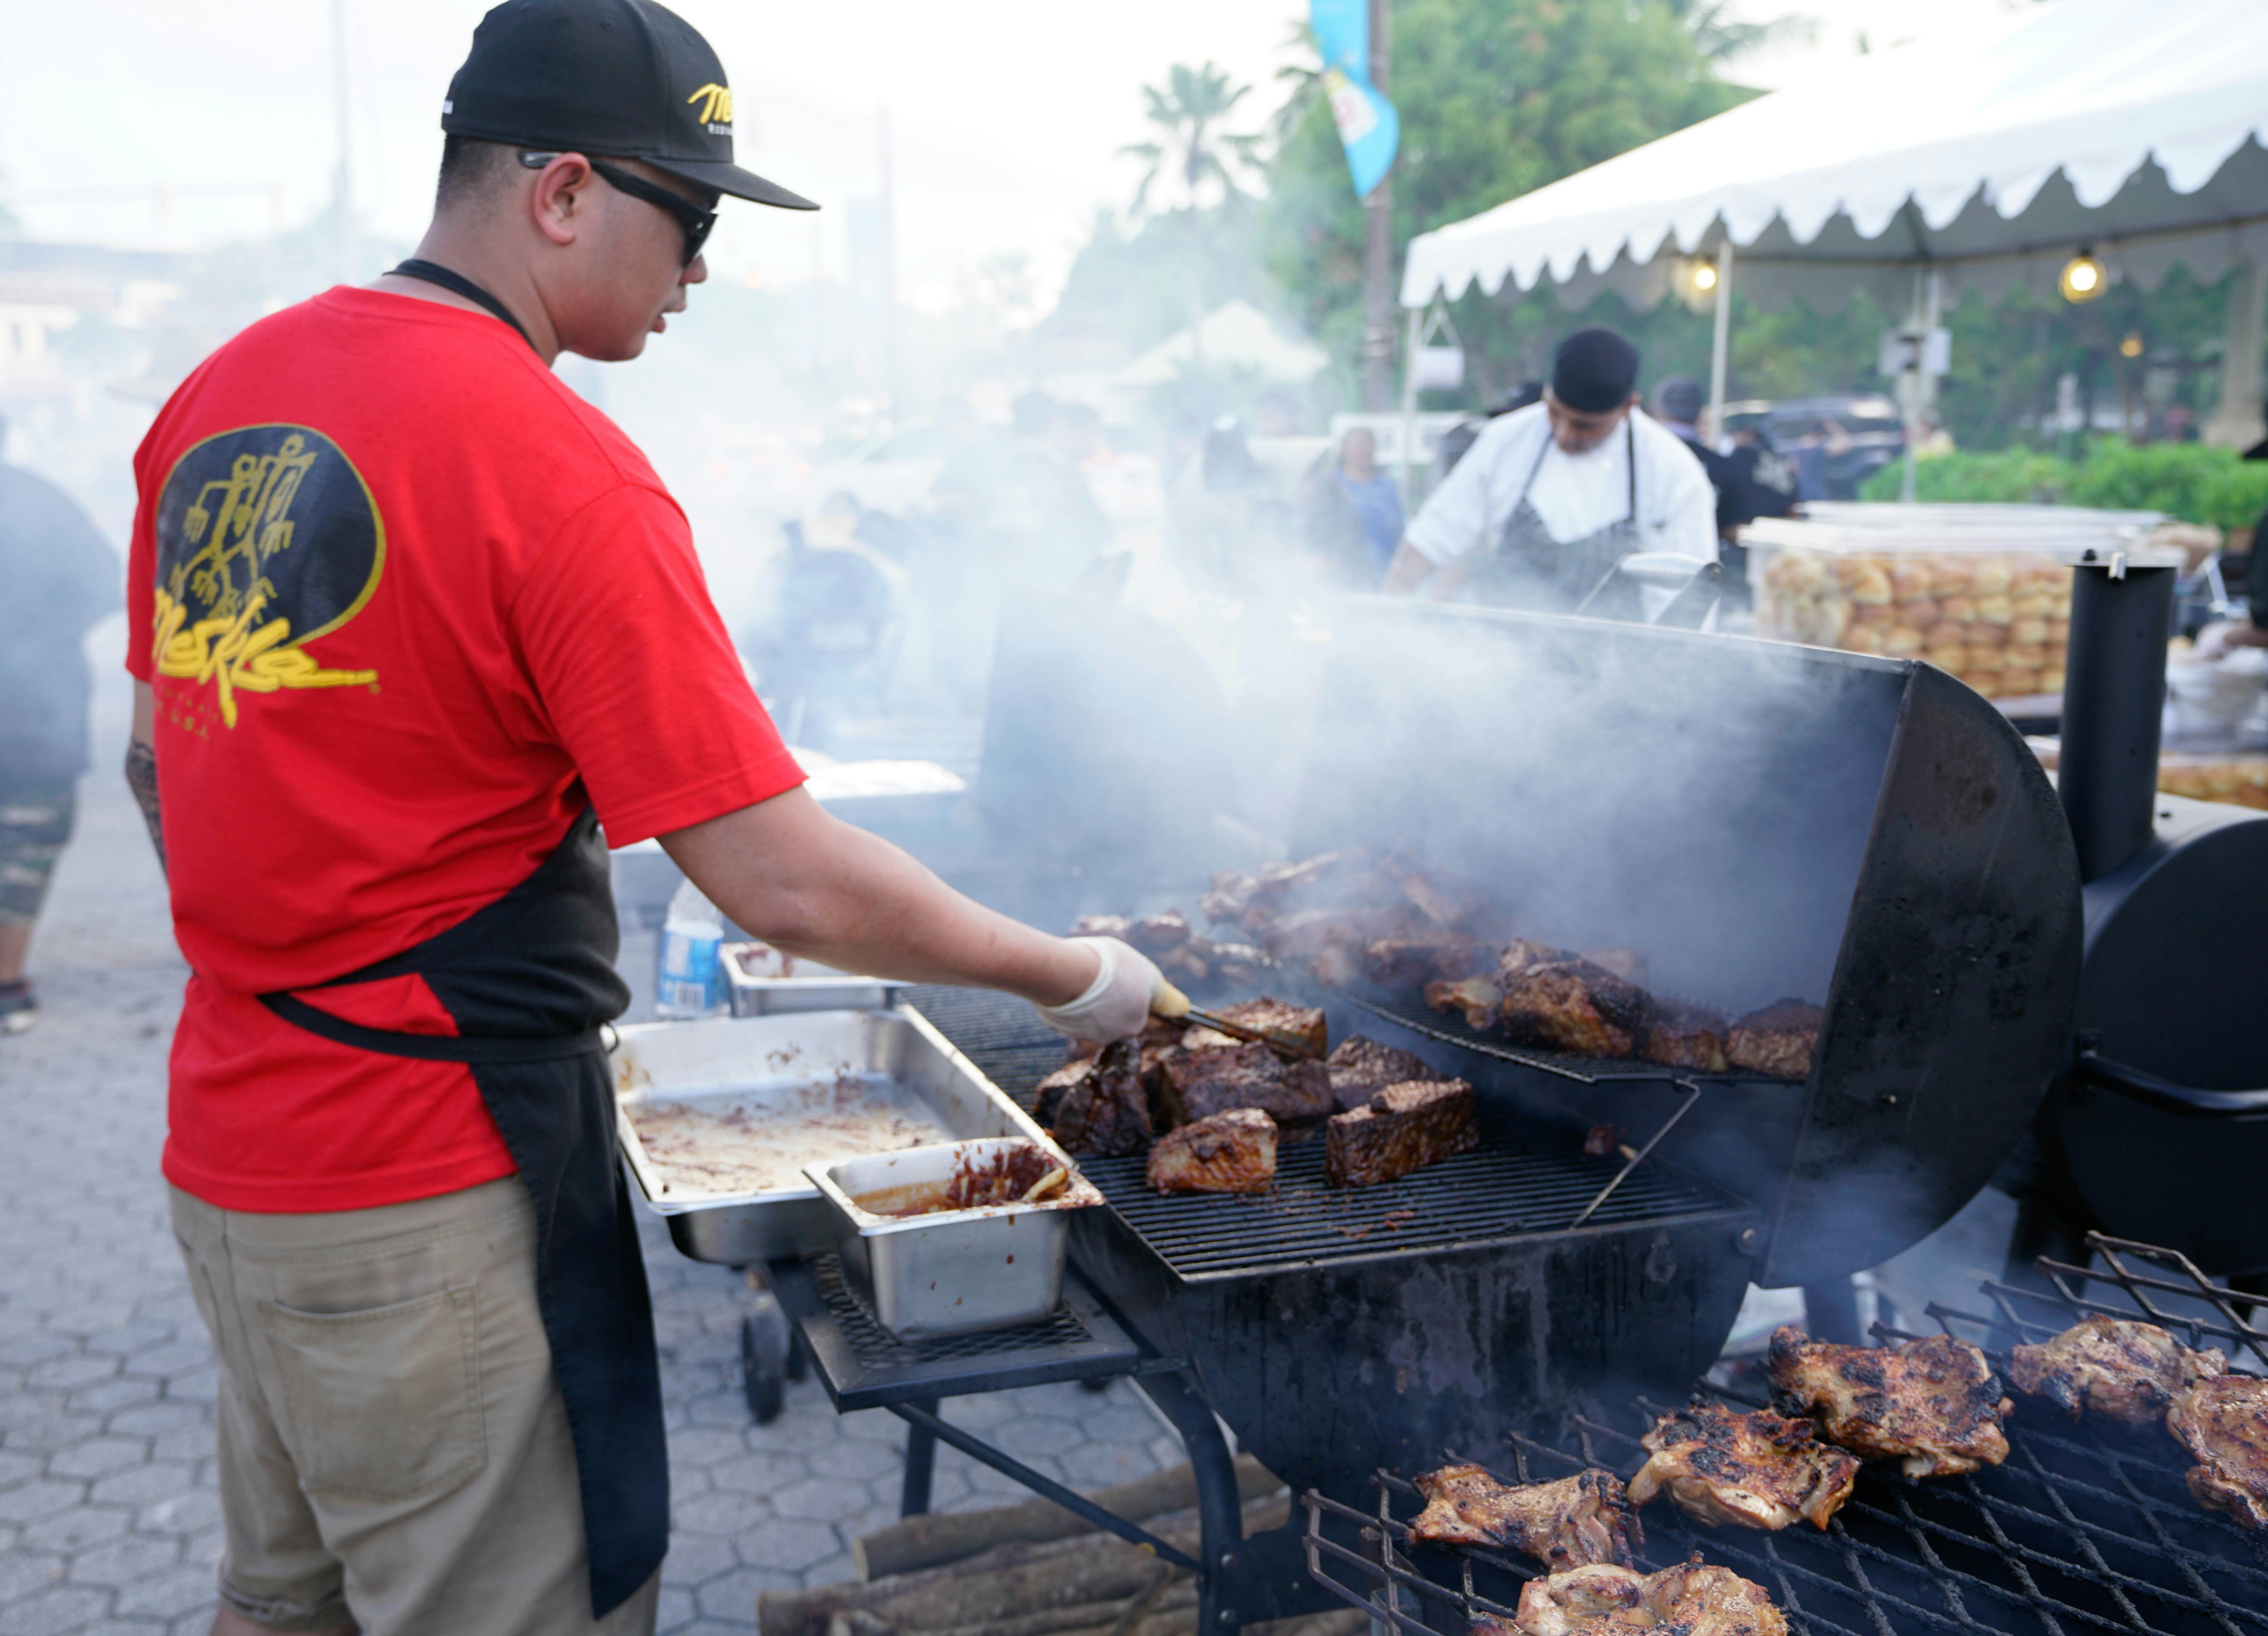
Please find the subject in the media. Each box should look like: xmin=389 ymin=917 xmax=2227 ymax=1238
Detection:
xmin=519 ymin=152 xmax=717 ymax=266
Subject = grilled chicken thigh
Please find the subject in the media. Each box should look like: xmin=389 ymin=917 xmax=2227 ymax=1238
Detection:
xmin=2168 ymin=1375 xmax=2268 ymax=1531
xmin=1144 ymin=1108 xmax=1277 ymax=1194
xmin=1408 ymin=1465 xmax=1639 ymax=1571
xmin=2006 ymin=1316 xmax=2227 ymax=1425
xmin=1627 ymin=1402 xmax=1860 ymax=1531
xmin=1506 ymin=1558 xmax=1786 ymax=1636
xmin=1768 ymin=1327 xmax=2011 ymax=1476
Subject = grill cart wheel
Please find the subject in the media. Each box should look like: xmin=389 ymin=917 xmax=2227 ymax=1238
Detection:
xmin=742 ymin=1295 xmax=792 ymax=1423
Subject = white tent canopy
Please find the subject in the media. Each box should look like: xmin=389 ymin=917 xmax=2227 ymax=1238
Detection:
xmin=1113 ymin=299 xmax=1330 ymax=386
xmin=1400 ymin=0 xmax=2268 ymax=317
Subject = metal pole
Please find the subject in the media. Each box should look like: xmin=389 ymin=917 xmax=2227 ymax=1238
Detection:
xmin=1706 ymin=241 xmax=1734 ymax=448
xmin=878 ymin=103 xmax=901 ymax=426
xmin=330 ymin=0 xmax=354 ymax=284
xmin=2060 ymin=560 xmax=2175 ymax=884
xmin=1899 ymin=266 xmax=1925 ymax=503
xmin=1360 ymin=0 xmax=1395 ymax=411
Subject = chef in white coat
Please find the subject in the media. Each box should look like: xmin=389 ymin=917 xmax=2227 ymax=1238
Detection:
xmin=1383 ymin=327 xmax=1718 ymax=619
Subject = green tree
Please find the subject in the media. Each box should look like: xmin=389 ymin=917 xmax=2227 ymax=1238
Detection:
xmin=1260 ymin=0 xmax=1755 ymax=398
xmin=1122 ymin=62 xmax=1265 ymax=217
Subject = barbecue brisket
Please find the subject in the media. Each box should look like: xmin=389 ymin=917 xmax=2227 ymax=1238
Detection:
xmin=1159 ymin=1040 xmax=1333 ymax=1125
xmin=1209 ymin=997 xmax=1327 ymax=1059
xmin=1643 ymin=999 xmax=1731 ymax=1072
xmin=1325 ymin=1035 xmax=1438 ymax=1113
xmin=1325 ymin=1079 xmax=1479 ymax=1187
xmin=1727 ymin=1000 xmax=1823 ymax=1079
xmin=1146 ymin=1108 xmax=1277 ymax=1194
xmin=1048 ymin=1039 xmax=1151 ymax=1158
xmin=1499 ymin=958 xmax=1653 ymax=1057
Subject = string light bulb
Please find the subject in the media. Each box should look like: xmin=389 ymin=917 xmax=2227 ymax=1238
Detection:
xmin=1692 ymin=261 xmax=1719 ymax=293
xmin=2119 ymin=333 xmax=2144 ymax=359
xmin=2059 ymin=249 xmax=2107 ymax=304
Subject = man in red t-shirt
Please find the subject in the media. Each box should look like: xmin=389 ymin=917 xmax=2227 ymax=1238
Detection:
xmin=125 ymin=5 xmax=1163 ymax=1633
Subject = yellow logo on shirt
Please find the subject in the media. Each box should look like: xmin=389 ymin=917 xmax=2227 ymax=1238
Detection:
xmin=152 ymin=425 xmax=383 ymax=729
xmin=687 ymin=83 xmax=732 ymax=127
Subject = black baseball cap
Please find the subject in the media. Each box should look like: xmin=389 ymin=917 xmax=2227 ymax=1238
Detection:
xmin=442 ymin=0 xmax=817 ymax=211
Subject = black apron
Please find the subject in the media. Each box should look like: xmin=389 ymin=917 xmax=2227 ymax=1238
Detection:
xmin=258 ymin=807 xmax=661 ymax=1617
xmin=1469 ymin=418 xmax=1642 ymax=618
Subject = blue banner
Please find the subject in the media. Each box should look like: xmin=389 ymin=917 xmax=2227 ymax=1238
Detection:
xmin=1310 ymin=0 xmax=1399 ymax=198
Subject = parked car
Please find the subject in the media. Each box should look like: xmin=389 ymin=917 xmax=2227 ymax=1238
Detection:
xmin=1719 ymin=395 xmax=1905 ymax=501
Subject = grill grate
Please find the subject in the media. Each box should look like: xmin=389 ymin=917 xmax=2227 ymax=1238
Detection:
xmin=1339 ymin=986 xmax=1777 ymax=1086
xmin=906 ymin=986 xmax=1749 ymax=1285
xmin=1301 ymin=1233 xmax=2268 ymax=1636
xmin=804 ymin=1251 xmax=1098 ymax=1366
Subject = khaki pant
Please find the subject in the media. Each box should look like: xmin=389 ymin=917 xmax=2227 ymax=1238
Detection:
xmin=170 ymin=1178 xmax=661 ymax=1636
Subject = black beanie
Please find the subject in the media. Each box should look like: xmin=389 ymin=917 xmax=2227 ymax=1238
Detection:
xmin=1655 ymin=375 xmax=1705 ymax=423
xmin=1552 ymin=328 xmax=1641 ymax=413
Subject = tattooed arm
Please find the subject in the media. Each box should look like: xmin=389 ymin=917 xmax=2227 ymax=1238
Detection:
xmin=127 ymin=682 xmax=164 ymax=878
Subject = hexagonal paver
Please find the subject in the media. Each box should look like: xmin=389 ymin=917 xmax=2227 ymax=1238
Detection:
xmin=0 ymin=1481 xmax=86 ymax=1527
xmin=806 ymin=1438 xmax=899 ymax=1482
xmin=23 ymin=1505 xmax=133 ymax=1553
xmin=731 ymin=1516 xmax=839 ymax=1573
xmin=670 ymin=1491 xmax=771 ymax=1537
xmin=695 ymin=1564 xmax=801 ymax=1618
xmin=68 ymin=1532 xmax=182 ymax=1587
xmin=0 ymin=1584 xmax=113 ymax=1636
xmin=48 ymin=1437 xmax=152 ymax=1480
xmin=708 ymin=1450 xmax=809 ymax=1495
xmin=770 ymin=1476 xmax=874 ymax=1522
xmin=0 ymin=1550 xmax=68 ymax=1605
xmin=109 ymin=1563 xmax=218 ymax=1621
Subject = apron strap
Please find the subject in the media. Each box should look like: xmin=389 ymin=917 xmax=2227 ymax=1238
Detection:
xmin=256 ymin=992 xmax=604 ymax=1063
xmin=390 ymin=259 xmax=539 ymax=353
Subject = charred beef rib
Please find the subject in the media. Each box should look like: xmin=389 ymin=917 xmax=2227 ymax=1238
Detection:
xmin=1145 ymin=1108 xmax=1276 ymax=1194
xmin=1768 ymin=1327 xmax=2010 ymax=1476
xmin=1499 ymin=957 xmax=1653 ymax=1058
xmin=2168 ymin=1375 xmax=2268 ymax=1531
xmin=1207 ymin=997 xmax=1328 ymax=1060
xmin=2006 ymin=1315 xmax=2228 ymax=1425
xmin=1425 ymin=973 xmax=1503 ymax=1031
xmin=1642 ymin=999 xmax=1731 ymax=1072
xmin=1324 ymin=1035 xmax=1438 ymax=1113
xmin=1627 ymin=1401 xmax=1859 ymax=1531
xmin=1045 ymin=1039 xmax=1151 ymax=1159
xmin=1726 ymin=1000 xmax=1822 ymax=1079
xmin=1507 ymin=1558 xmax=1786 ymax=1636
xmin=1158 ymin=1039 xmax=1332 ymax=1126
xmin=1325 ymin=1079 xmax=1479 ymax=1187
xmin=1408 ymin=1465 xmax=1639 ymax=1571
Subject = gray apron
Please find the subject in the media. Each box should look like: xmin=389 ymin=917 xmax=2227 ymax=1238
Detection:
xmin=1468 ymin=419 xmax=1643 ymax=619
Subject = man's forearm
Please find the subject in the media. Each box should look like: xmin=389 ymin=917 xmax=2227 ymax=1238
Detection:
xmin=660 ymin=790 xmax=1093 ymax=1008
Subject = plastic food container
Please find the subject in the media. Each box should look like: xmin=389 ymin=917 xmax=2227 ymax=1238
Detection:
xmin=721 ymin=941 xmax=899 ymax=1017
xmin=1746 ymin=504 xmax=2166 ymax=703
xmin=805 ymin=1138 xmax=1104 ymax=1341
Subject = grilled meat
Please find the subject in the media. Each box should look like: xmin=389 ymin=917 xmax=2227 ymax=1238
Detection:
xmin=1070 ymin=910 xmax=1193 ymax=959
xmin=1326 ymin=1079 xmax=1479 ymax=1186
xmin=1209 ymin=997 xmax=1328 ymax=1060
xmin=1627 ymin=1401 xmax=1859 ymax=1531
xmin=1582 ymin=948 xmax=1649 ymax=985
xmin=1426 ymin=974 xmax=1503 ymax=1031
xmin=1499 ymin=959 xmax=1653 ymax=1058
xmin=1768 ymin=1327 xmax=2011 ymax=1476
xmin=2006 ymin=1315 xmax=2228 ymax=1425
xmin=1510 ymin=1558 xmax=1786 ymax=1636
xmin=1642 ymin=999 xmax=1731 ymax=1072
xmin=1145 ymin=1107 xmax=1276 ymax=1194
xmin=1363 ymin=931 xmax=1485 ymax=989
xmin=1409 ymin=1465 xmax=1639 ymax=1571
xmin=1726 ymin=1000 xmax=1822 ymax=1079
xmin=1159 ymin=1040 xmax=1333 ymax=1126
xmin=1047 ymin=1039 xmax=1152 ymax=1159
xmin=1325 ymin=1035 xmax=1438 ymax=1113
xmin=2168 ymin=1375 xmax=2268 ymax=1531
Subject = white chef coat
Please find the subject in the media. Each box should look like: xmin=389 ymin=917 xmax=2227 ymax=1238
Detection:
xmin=1405 ymin=403 xmax=1718 ymax=572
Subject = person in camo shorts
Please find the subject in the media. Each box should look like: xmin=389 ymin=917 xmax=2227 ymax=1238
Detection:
xmin=0 ymin=408 xmax=122 ymax=1035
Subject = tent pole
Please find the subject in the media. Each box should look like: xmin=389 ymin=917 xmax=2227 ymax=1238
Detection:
xmin=1900 ymin=266 xmax=1926 ymax=503
xmin=1399 ymin=303 xmax=1422 ymax=502
xmin=1706 ymin=242 xmax=1734 ymax=449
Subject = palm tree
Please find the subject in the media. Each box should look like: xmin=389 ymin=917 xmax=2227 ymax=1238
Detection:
xmin=1668 ymin=0 xmax=1819 ymax=64
xmin=1122 ymin=62 xmax=1264 ymax=219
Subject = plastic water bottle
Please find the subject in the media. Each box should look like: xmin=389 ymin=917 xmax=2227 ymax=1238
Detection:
xmin=657 ymin=878 xmax=728 ymax=1019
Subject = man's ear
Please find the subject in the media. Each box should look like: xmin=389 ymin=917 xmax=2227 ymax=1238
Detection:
xmin=530 ymin=153 xmax=595 ymax=250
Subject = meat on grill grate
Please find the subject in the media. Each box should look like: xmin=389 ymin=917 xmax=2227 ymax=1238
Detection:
xmin=1067 ymin=912 xmax=1267 ymax=992
xmin=1408 ymin=1464 xmax=1639 ymax=1571
xmin=1424 ymin=973 xmax=1503 ymax=1031
xmin=1767 ymin=1327 xmax=2011 ymax=1476
xmin=1045 ymin=1039 xmax=1152 ymax=1159
xmin=1324 ymin=1035 xmax=1438 ymax=1113
xmin=1325 ymin=1079 xmax=1479 ymax=1187
xmin=1362 ymin=931 xmax=1488 ymax=989
xmin=1489 ymin=1557 xmax=1786 ymax=1636
xmin=1158 ymin=1039 xmax=1333 ymax=1126
xmin=2006 ymin=1315 xmax=2228 ymax=1425
xmin=1499 ymin=958 xmax=1654 ymax=1058
xmin=1208 ymin=998 xmax=1328 ymax=1060
xmin=2167 ymin=1374 xmax=2268 ymax=1531
xmin=1145 ymin=1107 xmax=1276 ymax=1194
xmin=1627 ymin=1401 xmax=1860 ymax=1531
xmin=1725 ymin=1000 xmax=1822 ymax=1080
xmin=1642 ymin=999 xmax=1731 ymax=1073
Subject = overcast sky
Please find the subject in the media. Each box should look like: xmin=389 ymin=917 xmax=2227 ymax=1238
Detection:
xmin=1 ymin=0 xmax=2022 ymax=309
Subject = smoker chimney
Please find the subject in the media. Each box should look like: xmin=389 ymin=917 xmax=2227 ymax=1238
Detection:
xmin=2058 ymin=558 xmax=2175 ymax=883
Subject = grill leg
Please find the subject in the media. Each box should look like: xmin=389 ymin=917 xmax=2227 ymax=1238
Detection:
xmin=899 ymin=1397 xmax=939 ymax=1519
xmin=1802 ymin=1277 xmax=1864 ymax=1346
xmin=1136 ymin=1371 xmax=1241 ymax=1634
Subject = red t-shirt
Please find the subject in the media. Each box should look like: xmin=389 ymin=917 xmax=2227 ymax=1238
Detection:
xmin=127 ymin=287 xmax=805 ymax=1213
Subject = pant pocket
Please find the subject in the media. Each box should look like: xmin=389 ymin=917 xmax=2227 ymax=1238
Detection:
xmin=257 ymin=1282 xmax=487 ymax=1499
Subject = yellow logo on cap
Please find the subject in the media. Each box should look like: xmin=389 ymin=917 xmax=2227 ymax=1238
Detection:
xmin=688 ymin=83 xmax=732 ymax=126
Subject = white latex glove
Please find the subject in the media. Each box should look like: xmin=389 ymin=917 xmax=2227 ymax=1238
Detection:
xmin=1032 ymin=936 xmax=1167 ymax=1044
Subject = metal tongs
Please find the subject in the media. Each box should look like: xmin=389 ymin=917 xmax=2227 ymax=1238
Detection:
xmin=1150 ymin=982 xmax=1326 ymax=1061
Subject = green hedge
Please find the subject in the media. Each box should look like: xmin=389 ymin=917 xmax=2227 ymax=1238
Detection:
xmin=1858 ymin=440 xmax=2268 ymax=531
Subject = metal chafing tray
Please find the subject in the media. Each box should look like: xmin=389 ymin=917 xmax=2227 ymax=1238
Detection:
xmin=721 ymin=940 xmax=901 ymax=1017
xmin=613 ymin=1006 xmax=1065 ymax=1265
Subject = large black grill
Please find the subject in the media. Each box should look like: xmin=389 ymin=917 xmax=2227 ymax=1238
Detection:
xmin=1301 ymin=1234 xmax=2268 ymax=1636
